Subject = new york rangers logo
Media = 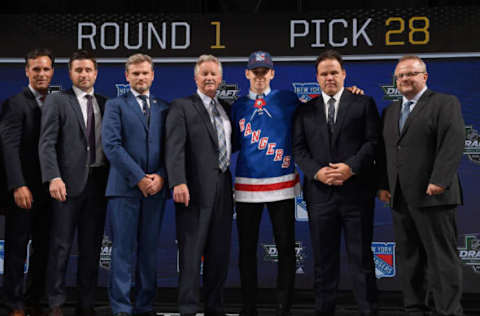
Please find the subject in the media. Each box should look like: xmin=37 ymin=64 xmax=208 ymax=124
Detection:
xmin=292 ymin=82 xmax=321 ymax=103
xmin=250 ymin=98 xmax=272 ymax=121
xmin=371 ymin=242 xmax=396 ymax=278
xmin=255 ymin=52 xmax=266 ymax=62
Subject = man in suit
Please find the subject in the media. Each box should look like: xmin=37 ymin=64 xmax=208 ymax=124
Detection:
xmin=292 ymin=50 xmax=379 ymax=316
xmin=102 ymin=53 xmax=168 ymax=316
xmin=39 ymin=50 xmax=108 ymax=316
xmin=377 ymin=55 xmax=465 ymax=316
xmin=0 ymin=48 xmax=54 ymax=316
xmin=165 ymin=54 xmax=233 ymax=316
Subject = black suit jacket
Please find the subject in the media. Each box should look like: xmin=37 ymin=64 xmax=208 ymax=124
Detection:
xmin=379 ymin=89 xmax=465 ymax=208
xmin=293 ymin=90 xmax=380 ymax=204
xmin=39 ymin=88 xmax=108 ymax=197
xmin=165 ymin=93 xmax=232 ymax=208
xmin=0 ymin=88 xmax=48 ymax=204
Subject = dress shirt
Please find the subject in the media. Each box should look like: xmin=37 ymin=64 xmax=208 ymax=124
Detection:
xmin=248 ymin=87 xmax=271 ymax=100
xmin=28 ymin=85 xmax=46 ymax=107
xmin=72 ymin=85 xmax=104 ymax=166
xmin=401 ymin=85 xmax=428 ymax=112
xmin=130 ymin=88 xmax=151 ymax=110
xmin=197 ymin=89 xmax=232 ymax=163
xmin=321 ymin=87 xmax=344 ymax=123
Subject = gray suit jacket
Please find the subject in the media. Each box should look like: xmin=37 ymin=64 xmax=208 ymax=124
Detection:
xmin=379 ymin=89 xmax=465 ymax=208
xmin=39 ymin=88 xmax=107 ymax=197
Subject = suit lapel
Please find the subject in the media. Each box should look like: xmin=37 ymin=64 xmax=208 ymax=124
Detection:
xmin=23 ymin=87 xmax=39 ymax=110
xmin=191 ymin=94 xmax=219 ymax=148
xmin=67 ymin=89 xmax=88 ymax=139
xmin=399 ymin=89 xmax=431 ymax=140
xmin=149 ymin=95 xmax=167 ymax=128
xmin=313 ymin=97 xmax=330 ymax=147
xmin=126 ymin=92 xmax=148 ymax=130
xmin=331 ymin=90 xmax=352 ymax=145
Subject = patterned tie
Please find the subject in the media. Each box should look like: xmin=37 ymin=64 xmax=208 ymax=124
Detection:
xmin=399 ymin=100 xmax=414 ymax=132
xmin=327 ymin=97 xmax=336 ymax=134
xmin=211 ymin=99 xmax=228 ymax=172
xmin=138 ymin=95 xmax=151 ymax=127
xmin=85 ymin=95 xmax=96 ymax=164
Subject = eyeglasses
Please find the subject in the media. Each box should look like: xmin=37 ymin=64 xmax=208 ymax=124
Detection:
xmin=395 ymin=71 xmax=425 ymax=80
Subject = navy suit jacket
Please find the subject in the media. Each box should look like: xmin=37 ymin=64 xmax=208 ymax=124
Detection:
xmin=293 ymin=90 xmax=381 ymax=205
xmin=102 ymin=91 xmax=168 ymax=199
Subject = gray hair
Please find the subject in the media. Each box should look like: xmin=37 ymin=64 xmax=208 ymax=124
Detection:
xmin=125 ymin=53 xmax=154 ymax=72
xmin=194 ymin=54 xmax=223 ymax=76
xmin=397 ymin=55 xmax=427 ymax=73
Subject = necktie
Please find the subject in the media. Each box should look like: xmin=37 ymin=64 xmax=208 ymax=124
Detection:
xmin=256 ymin=94 xmax=265 ymax=100
xmin=85 ymin=95 xmax=96 ymax=164
xmin=138 ymin=95 xmax=151 ymax=127
xmin=211 ymin=99 xmax=228 ymax=172
xmin=39 ymin=95 xmax=46 ymax=104
xmin=399 ymin=100 xmax=414 ymax=132
xmin=327 ymin=97 xmax=336 ymax=134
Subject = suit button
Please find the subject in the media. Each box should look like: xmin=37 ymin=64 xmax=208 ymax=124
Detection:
xmin=87 ymin=146 xmax=90 ymax=151
xmin=397 ymin=145 xmax=401 ymax=150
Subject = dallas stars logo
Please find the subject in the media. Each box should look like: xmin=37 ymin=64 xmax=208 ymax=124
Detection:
xmin=380 ymin=76 xmax=402 ymax=101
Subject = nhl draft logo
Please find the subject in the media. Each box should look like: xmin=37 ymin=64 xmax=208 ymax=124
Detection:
xmin=216 ymin=80 xmax=240 ymax=103
xmin=371 ymin=242 xmax=396 ymax=278
xmin=295 ymin=192 xmax=308 ymax=222
xmin=464 ymin=126 xmax=480 ymax=165
xmin=262 ymin=241 xmax=306 ymax=274
xmin=99 ymin=235 xmax=112 ymax=270
xmin=115 ymin=84 xmax=130 ymax=96
xmin=292 ymin=82 xmax=321 ymax=103
xmin=458 ymin=234 xmax=480 ymax=273
xmin=0 ymin=240 xmax=31 ymax=275
xmin=380 ymin=76 xmax=403 ymax=101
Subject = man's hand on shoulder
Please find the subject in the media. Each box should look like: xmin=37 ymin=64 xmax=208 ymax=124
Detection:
xmin=346 ymin=85 xmax=364 ymax=95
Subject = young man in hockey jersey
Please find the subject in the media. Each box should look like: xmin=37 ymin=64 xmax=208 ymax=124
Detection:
xmin=232 ymin=51 xmax=300 ymax=316
xmin=232 ymin=51 xmax=364 ymax=316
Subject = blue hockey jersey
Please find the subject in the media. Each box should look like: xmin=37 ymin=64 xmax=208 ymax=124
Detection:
xmin=232 ymin=89 xmax=301 ymax=202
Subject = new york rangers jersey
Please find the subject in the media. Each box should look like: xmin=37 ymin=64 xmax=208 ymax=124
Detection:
xmin=232 ymin=89 xmax=301 ymax=202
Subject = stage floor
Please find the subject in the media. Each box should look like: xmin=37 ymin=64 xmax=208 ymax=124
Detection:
xmin=1 ymin=288 xmax=479 ymax=315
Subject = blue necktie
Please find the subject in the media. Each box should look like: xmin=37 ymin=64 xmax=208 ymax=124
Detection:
xmin=399 ymin=100 xmax=414 ymax=132
xmin=211 ymin=99 xmax=228 ymax=172
xmin=138 ymin=95 xmax=150 ymax=127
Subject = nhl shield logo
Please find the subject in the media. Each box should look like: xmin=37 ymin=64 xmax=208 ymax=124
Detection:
xmin=371 ymin=242 xmax=396 ymax=278
xmin=292 ymin=82 xmax=321 ymax=103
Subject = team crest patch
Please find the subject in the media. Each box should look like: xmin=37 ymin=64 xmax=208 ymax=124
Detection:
xmin=250 ymin=97 xmax=272 ymax=120
xmin=115 ymin=83 xmax=130 ymax=96
xmin=292 ymin=82 xmax=320 ymax=103
xmin=371 ymin=242 xmax=396 ymax=278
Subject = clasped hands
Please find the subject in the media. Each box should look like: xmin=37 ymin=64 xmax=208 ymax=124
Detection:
xmin=137 ymin=174 xmax=164 ymax=197
xmin=315 ymin=162 xmax=353 ymax=186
